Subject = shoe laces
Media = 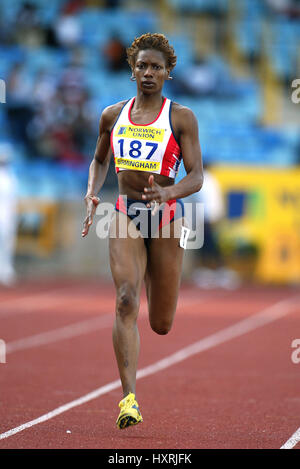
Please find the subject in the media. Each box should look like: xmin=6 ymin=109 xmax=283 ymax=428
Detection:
xmin=119 ymin=392 xmax=136 ymax=409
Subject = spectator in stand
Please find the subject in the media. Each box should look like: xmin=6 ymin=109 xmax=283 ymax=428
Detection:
xmin=13 ymin=1 xmax=43 ymax=47
xmin=102 ymin=33 xmax=128 ymax=72
xmin=266 ymin=0 xmax=300 ymax=17
xmin=63 ymin=0 xmax=86 ymax=15
xmin=5 ymin=62 xmax=34 ymax=154
xmin=27 ymin=55 xmax=93 ymax=165
xmin=54 ymin=12 xmax=82 ymax=49
xmin=178 ymin=56 xmax=219 ymax=96
xmin=104 ymin=0 xmax=121 ymax=8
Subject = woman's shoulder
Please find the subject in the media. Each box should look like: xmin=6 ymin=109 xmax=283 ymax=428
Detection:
xmin=170 ymin=100 xmax=198 ymax=129
xmin=102 ymin=99 xmax=129 ymax=120
xmin=100 ymin=99 xmax=130 ymax=131
xmin=171 ymin=100 xmax=195 ymax=117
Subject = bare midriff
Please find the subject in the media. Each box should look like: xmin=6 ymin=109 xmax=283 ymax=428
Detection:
xmin=117 ymin=170 xmax=175 ymax=200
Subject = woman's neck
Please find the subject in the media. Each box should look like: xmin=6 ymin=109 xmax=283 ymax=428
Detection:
xmin=134 ymin=90 xmax=164 ymax=110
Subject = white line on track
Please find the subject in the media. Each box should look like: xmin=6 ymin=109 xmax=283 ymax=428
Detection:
xmin=0 ymin=286 xmax=210 ymax=318
xmin=0 ymin=293 xmax=299 ymax=443
xmin=0 ymin=285 xmax=80 ymax=305
xmin=3 ymin=299 xmax=211 ymax=354
xmin=281 ymin=427 xmax=300 ymax=449
xmin=5 ymin=314 xmax=113 ymax=354
xmin=0 ymin=286 xmax=87 ymax=317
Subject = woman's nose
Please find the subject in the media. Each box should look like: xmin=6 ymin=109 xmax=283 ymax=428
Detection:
xmin=144 ymin=66 xmax=153 ymax=76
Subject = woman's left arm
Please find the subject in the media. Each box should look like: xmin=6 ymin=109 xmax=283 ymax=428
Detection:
xmin=142 ymin=107 xmax=203 ymax=204
xmin=168 ymin=106 xmax=203 ymax=199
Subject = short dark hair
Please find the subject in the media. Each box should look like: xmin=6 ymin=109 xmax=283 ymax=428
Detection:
xmin=126 ymin=33 xmax=177 ymax=71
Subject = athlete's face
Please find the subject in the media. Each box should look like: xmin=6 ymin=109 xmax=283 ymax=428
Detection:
xmin=133 ymin=49 xmax=170 ymax=94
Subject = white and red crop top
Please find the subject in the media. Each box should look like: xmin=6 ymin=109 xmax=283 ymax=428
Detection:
xmin=110 ymin=97 xmax=182 ymax=179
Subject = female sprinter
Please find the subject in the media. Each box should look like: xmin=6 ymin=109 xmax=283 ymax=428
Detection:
xmin=82 ymin=33 xmax=203 ymax=429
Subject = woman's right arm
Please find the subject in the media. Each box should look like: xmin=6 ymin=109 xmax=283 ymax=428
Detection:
xmin=82 ymin=103 xmax=123 ymax=238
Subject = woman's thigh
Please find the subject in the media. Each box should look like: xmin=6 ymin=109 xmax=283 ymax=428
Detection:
xmin=109 ymin=211 xmax=147 ymax=316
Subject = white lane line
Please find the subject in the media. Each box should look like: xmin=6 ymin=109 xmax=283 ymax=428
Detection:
xmin=3 ymin=298 xmax=212 ymax=354
xmin=6 ymin=314 xmax=113 ymax=354
xmin=281 ymin=427 xmax=300 ymax=449
xmin=3 ymin=297 xmax=205 ymax=355
xmin=0 ymin=295 xmax=75 ymax=317
xmin=0 ymin=293 xmax=298 ymax=442
xmin=0 ymin=284 xmax=79 ymax=305
xmin=0 ymin=286 xmax=91 ymax=317
xmin=0 ymin=286 xmax=207 ymax=318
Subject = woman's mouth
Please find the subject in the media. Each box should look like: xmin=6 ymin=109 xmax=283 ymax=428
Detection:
xmin=142 ymin=81 xmax=155 ymax=87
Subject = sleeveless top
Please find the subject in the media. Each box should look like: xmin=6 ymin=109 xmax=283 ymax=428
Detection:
xmin=110 ymin=97 xmax=182 ymax=179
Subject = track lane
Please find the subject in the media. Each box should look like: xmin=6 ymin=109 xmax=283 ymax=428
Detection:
xmin=0 ymin=286 xmax=299 ymax=448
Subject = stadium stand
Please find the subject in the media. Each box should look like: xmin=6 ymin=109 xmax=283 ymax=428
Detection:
xmin=0 ymin=0 xmax=299 ymax=202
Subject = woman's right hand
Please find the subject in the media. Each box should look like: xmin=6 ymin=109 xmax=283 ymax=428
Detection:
xmin=82 ymin=195 xmax=100 ymax=238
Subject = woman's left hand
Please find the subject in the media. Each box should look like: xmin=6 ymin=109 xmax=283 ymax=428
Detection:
xmin=142 ymin=175 xmax=169 ymax=215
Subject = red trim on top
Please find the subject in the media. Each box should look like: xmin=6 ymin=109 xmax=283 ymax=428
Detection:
xmin=110 ymin=98 xmax=131 ymax=174
xmin=110 ymin=127 xmax=114 ymax=155
xmin=110 ymin=130 xmax=119 ymax=174
xmin=160 ymin=133 xmax=181 ymax=177
xmin=128 ymin=97 xmax=167 ymax=126
xmin=116 ymin=195 xmax=127 ymax=214
xmin=158 ymin=199 xmax=177 ymax=231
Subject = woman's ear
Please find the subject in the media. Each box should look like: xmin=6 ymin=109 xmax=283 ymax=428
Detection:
xmin=166 ymin=69 xmax=173 ymax=80
xmin=130 ymin=65 xmax=136 ymax=81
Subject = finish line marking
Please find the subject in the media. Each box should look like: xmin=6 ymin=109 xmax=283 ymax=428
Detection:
xmin=0 ymin=294 xmax=299 ymax=442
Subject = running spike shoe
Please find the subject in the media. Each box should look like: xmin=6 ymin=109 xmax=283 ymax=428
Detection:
xmin=116 ymin=392 xmax=143 ymax=429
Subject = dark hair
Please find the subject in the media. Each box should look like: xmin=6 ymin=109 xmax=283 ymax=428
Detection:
xmin=126 ymin=33 xmax=177 ymax=71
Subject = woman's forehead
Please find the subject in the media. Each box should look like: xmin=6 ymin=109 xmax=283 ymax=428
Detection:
xmin=136 ymin=49 xmax=166 ymax=64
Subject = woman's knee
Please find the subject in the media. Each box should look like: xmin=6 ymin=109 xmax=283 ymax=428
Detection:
xmin=116 ymin=283 xmax=139 ymax=320
xmin=150 ymin=319 xmax=173 ymax=335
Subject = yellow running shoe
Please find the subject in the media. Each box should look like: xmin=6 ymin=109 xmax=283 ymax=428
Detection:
xmin=116 ymin=392 xmax=143 ymax=429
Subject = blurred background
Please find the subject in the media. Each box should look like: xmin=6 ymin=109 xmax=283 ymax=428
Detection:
xmin=0 ymin=0 xmax=299 ymax=288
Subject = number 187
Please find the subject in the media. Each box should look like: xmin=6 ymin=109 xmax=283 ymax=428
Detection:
xmin=118 ymin=139 xmax=158 ymax=159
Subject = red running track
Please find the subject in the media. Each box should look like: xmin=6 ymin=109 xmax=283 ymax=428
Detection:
xmin=0 ymin=278 xmax=299 ymax=449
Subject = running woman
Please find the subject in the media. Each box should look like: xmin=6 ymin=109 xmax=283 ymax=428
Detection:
xmin=82 ymin=33 xmax=203 ymax=429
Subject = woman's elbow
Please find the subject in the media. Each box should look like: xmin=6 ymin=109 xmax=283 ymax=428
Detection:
xmin=195 ymin=172 xmax=204 ymax=192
